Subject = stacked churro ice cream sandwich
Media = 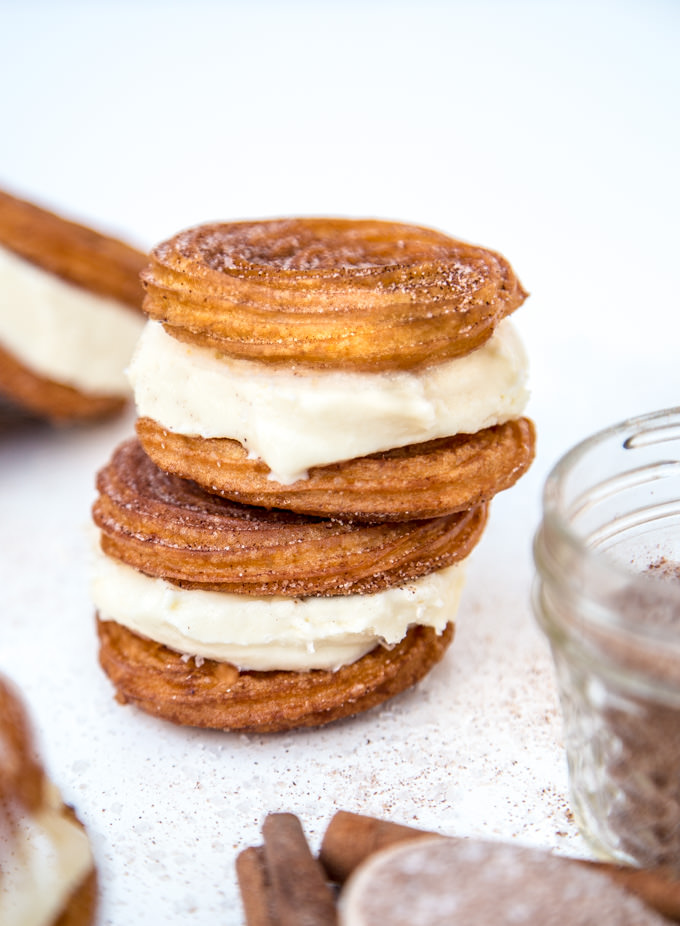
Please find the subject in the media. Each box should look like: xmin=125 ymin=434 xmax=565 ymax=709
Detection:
xmin=90 ymin=218 xmax=535 ymax=732
xmin=0 ymin=190 xmax=146 ymax=422
xmin=0 ymin=675 xmax=97 ymax=926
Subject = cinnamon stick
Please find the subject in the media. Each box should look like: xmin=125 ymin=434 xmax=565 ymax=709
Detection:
xmin=235 ymin=846 xmax=275 ymax=926
xmin=319 ymin=810 xmax=680 ymax=922
xmin=319 ymin=810 xmax=439 ymax=883
xmin=578 ymin=860 xmax=680 ymax=924
xmin=262 ymin=812 xmax=337 ymax=926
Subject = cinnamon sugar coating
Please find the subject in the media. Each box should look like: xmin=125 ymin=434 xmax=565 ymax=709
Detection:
xmin=136 ymin=416 xmax=536 ymax=522
xmin=141 ymin=218 xmax=527 ymax=371
xmin=94 ymin=439 xmax=488 ymax=595
xmin=96 ymin=618 xmax=454 ymax=732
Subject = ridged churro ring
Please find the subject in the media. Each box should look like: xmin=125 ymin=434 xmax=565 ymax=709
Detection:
xmin=93 ymin=439 xmax=488 ymax=595
xmin=141 ymin=218 xmax=527 ymax=371
xmin=96 ymin=618 xmax=454 ymax=732
xmin=136 ymin=416 xmax=535 ymax=522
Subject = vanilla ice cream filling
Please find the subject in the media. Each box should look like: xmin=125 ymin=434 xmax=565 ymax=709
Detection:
xmin=0 ymin=784 xmax=93 ymax=926
xmin=128 ymin=317 xmax=529 ymax=483
xmin=92 ymin=542 xmax=466 ymax=672
xmin=0 ymin=244 xmax=144 ymax=395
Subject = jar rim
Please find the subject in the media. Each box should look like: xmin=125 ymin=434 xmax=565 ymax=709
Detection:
xmin=545 ymin=407 xmax=680 ymax=496
xmin=539 ymin=406 xmax=680 ymax=646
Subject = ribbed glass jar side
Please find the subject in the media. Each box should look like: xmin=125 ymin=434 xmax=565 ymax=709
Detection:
xmin=533 ymin=408 xmax=680 ymax=869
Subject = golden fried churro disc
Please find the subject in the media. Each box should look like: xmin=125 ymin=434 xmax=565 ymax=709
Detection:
xmin=136 ymin=416 xmax=535 ymax=522
xmin=94 ymin=438 xmax=488 ymax=594
xmin=141 ymin=218 xmax=527 ymax=371
xmin=0 ymin=677 xmax=97 ymax=926
xmin=0 ymin=189 xmax=146 ymax=422
xmin=96 ymin=618 xmax=454 ymax=732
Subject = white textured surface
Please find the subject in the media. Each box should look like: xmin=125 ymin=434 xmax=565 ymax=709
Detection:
xmin=1 ymin=1 xmax=679 ymax=923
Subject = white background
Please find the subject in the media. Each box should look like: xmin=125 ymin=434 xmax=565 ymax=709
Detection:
xmin=1 ymin=1 xmax=679 ymax=922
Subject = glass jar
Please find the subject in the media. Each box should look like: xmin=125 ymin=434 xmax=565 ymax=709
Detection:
xmin=533 ymin=407 xmax=680 ymax=870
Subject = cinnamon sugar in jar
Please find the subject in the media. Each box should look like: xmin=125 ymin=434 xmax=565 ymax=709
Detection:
xmin=533 ymin=408 xmax=680 ymax=870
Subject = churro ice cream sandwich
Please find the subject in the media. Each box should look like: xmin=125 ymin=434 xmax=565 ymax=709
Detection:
xmin=91 ymin=438 xmax=485 ymax=731
xmin=0 ymin=675 xmax=97 ymax=926
xmin=130 ymin=218 xmax=535 ymax=520
xmin=90 ymin=217 xmax=535 ymax=731
xmin=0 ymin=189 xmax=146 ymax=422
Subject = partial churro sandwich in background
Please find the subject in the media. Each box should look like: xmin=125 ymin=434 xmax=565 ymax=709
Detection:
xmin=0 ymin=675 xmax=97 ymax=926
xmin=0 ymin=189 xmax=146 ymax=423
xmin=90 ymin=217 xmax=535 ymax=732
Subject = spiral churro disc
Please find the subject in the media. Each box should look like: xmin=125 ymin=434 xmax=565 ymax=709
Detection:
xmin=141 ymin=218 xmax=527 ymax=371
xmin=135 ymin=416 xmax=535 ymax=522
xmin=94 ymin=438 xmax=488 ymax=595
xmin=96 ymin=618 xmax=454 ymax=733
